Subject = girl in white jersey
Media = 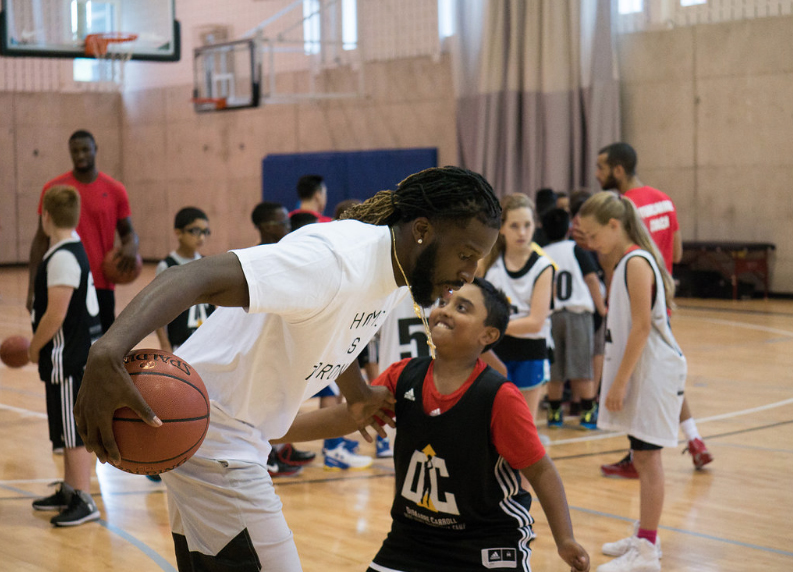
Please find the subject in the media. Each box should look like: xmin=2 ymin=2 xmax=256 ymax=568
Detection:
xmin=578 ymin=191 xmax=686 ymax=572
xmin=480 ymin=194 xmax=554 ymax=430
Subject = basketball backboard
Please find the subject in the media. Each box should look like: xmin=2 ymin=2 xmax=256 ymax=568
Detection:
xmin=0 ymin=0 xmax=179 ymax=61
xmin=193 ymin=38 xmax=260 ymax=112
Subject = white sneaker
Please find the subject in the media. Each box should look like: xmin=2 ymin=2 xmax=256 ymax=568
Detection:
xmin=539 ymin=433 xmax=551 ymax=445
xmin=602 ymin=522 xmax=662 ymax=558
xmin=597 ymin=537 xmax=660 ymax=572
xmin=324 ymin=444 xmax=373 ymax=471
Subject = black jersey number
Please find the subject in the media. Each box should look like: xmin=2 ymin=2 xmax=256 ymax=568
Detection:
xmin=556 ymin=270 xmax=573 ymax=301
xmin=398 ymin=317 xmax=430 ymax=360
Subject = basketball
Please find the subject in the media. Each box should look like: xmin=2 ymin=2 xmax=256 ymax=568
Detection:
xmin=112 ymin=349 xmax=209 ymax=475
xmin=102 ymin=248 xmax=143 ymax=285
xmin=0 ymin=336 xmax=30 ymax=368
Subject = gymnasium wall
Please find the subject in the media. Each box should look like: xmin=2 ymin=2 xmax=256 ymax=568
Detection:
xmin=0 ymin=91 xmax=122 ymax=264
xmin=616 ymin=15 xmax=793 ymax=293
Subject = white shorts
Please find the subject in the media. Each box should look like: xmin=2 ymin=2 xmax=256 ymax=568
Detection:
xmin=162 ymin=455 xmax=303 ymax=571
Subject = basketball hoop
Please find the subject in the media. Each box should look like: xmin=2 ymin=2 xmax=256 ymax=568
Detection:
xmin=191 ymin=97 xmax=228 ymax=112
xmin=84 ymin=33 xmax=138 ymax=86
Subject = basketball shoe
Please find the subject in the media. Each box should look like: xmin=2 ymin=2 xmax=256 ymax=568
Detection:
xmin=324 ymin=443 xmax=373 ymax=470
xmin=602 ymin=522 xmax=662 ymax=558
xmin=376 ymin=435 xmax=394 ymax=458
xmin=547 ymin=407 xmax=563 ymax=428
xmin=597 ymin=537 xmax=660 ymax=572
xmin=277 ymin=443 xmax=316 ymax=466
xmin=32 ymin=481 xmax=73 ymax=511
xmin=600 ymin=453 xmax=639 ymax=479
xmin=267 ymin=450 xmax=302 ymax=477
xmin=51 ymin=489 xmax=100 ymax=527
xmin=684 ymin=438 xmax=713 ymax=469
xmin=579 ymin=403 xmax=599 ymax=430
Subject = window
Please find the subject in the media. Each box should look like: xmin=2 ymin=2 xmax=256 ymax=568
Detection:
xmin=303 ymin=0 xmax=321 ymax=55
xmin=341 ymin=0 xmax=357 ymax=50
xmin=680 ymin=0 xmax=707 ymax=6
xmin=618 ymin=0 xmax=643 ymax=14
xmin=303 ymin=0 xmax=357 ymax=55
xmin=438 ymin=0 xmax=455 ymax=39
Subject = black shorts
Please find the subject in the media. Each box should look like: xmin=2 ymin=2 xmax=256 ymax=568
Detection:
xmin=45 ymin=370 xmax=85 ymax=450
xmin=629 ymin=435 xmax=662 ymax=451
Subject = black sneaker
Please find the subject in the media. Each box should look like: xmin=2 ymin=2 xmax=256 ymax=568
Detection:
xmin=267 ymin=450 xmax=302 ymax=478
xmin=276 ymin=443 xmax=316 ymax=466
xmin=32 ymin=482 xmax=73 ymax=511
xmin=51 ymin=490 xmax=100 ymax=527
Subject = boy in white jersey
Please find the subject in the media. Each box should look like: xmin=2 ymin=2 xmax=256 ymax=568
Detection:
xmin=541 ymin=208 xmax=606 ymax=430
xmin=75 ymin=167 xmax=502 ymax=571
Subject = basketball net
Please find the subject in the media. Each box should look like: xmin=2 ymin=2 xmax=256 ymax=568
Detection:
xmin=84 ymin=33 xmax=138 ymax=88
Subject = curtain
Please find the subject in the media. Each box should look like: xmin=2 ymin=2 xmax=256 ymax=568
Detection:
xmin=453 ymin=0 xmax=620 ymax=199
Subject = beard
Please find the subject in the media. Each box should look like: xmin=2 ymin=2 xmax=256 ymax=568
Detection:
xmin=409 ymin=241 xmax=438 ymax=308
xmin=600 ymin=172 xmax=619 ymax=191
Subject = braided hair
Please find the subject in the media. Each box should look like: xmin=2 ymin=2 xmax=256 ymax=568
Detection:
xmin=340 ymin=166 xmax=501 ymax=229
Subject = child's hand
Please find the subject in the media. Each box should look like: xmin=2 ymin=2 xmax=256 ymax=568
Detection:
xmin=558 ymin=538 xmax=590 ymax=571
xmin=605 ymin=381 xmax=627 ymax=412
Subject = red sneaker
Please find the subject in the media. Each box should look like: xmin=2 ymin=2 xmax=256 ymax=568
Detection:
xmin=684 ymin=438 xmax=713 ymax=469
xmin=600 ymin=453 xmax=639 ymax=479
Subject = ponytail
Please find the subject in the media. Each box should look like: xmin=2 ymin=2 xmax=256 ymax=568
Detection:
xmin=579 ymin=191 xmax=675 ymax=309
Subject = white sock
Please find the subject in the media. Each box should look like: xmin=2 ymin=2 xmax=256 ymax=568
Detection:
xmin=680 ymin=418 xmax=700 ymax=441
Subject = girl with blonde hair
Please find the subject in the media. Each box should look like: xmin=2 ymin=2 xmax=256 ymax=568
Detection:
xmin=578 ymin=191 xmax=685 ymax=572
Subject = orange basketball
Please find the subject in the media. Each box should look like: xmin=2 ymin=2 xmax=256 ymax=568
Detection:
xmin=102 ymin=248 xmax=143 ymax=285
xmin=0 ymin=336 xmax=30 ymax=368
xmin=112 ymin=349 xmax=209 ymax=475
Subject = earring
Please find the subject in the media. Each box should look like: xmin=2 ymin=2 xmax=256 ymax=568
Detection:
xmin=418 ymin=238 xmax=423 ymax=244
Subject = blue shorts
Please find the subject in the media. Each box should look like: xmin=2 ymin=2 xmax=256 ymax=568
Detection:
xmin=503 ymin=359 xmax=550 ymax=390
xmin=313 ymin=382 xmax=340 ymax=398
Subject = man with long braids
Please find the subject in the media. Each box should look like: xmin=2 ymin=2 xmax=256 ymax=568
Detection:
xmin=74 ymin=166 xmax=502 ymax=571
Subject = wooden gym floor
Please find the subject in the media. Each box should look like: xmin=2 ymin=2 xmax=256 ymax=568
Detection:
xmin=1 ymin=263 xmax=792 ymax=571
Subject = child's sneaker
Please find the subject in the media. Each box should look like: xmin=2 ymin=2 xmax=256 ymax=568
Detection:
xmin=597 ymin=537 xmax=660 ymax=572
xmin=579 ymin=403 xmax=599 ymax=430
xmin=324 ymin=443 xmax=373 ymax=470
xmin=600 ymin=453 xmax=639 ymax=479
xmin=50 ymin=489 xmax=100 ymax=527
xmin=602 ymin=522 xmax=662 ymax=558
xmin=342 ymin=437 xmax=360 ymax=454
xmin=376 ymin=436 xmax=394 ymax=458
xmin=547 ymin=407 xmax=563 ymax=428
xmin=277 ymin=443 xmax=316 ymax=466
xmin=267 ymin=450 xmax=302 ymax=477
xmin=32 ymin=481 xmax=73 ymax=511
xmin=684 ymin=438 xmax=714 ymax=469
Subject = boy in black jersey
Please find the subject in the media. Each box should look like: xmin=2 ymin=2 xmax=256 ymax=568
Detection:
xmin=155 ymin=207 xmax=215 ymax=352
xmin=30 ymin=186 xmax=102 ymax=526
xmin=276 ymin=278 xmax=590 ymax=571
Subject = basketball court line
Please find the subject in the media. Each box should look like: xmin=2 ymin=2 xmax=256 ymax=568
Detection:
xmin=97 ymin=520 xmax=178 ymax=572
xmin=678 ymin=303 xmax=793 ymax=318
xmin=569 ymin=506 xmax=793 ymax=558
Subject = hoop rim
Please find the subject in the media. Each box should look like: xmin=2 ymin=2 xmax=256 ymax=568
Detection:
xmin=191 ymin=97 xmax=228 ymax=110
xmin=84 ymin=33 xmax=139 ymax=57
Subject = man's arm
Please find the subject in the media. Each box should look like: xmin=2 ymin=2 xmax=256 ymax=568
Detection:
xmin=28 ymin=286 xmax=73 ymax=363
xmin=272 ymin=403 xmax=358 ymax=445
xmin=27 ymin=219 xmax=49 ymax=312
xmin=75 ymin=252 xmax=250 ymax=464
xmin=115 ymin=217 xmax=140 ymax=273
xmin=522 ymin=455 xmax=590 ymax=571
xmin=335 ymin=364 xmax=395 ymax=441
xmin=672 ymin=230 xmax=683 ymax=264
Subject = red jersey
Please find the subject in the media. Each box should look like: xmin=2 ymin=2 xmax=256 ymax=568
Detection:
xmin=624 ymin=186 xmax=679 ymax=274
xmin=374 ymin=358 xmax=546 ymax=470
xmin=38 ymin=171 xmax=131 ymax=290
xmin=288 ymin=208 xmax=332 ymax=223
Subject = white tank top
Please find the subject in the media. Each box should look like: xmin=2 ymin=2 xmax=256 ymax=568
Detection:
xmin=599 ymin=249 xmax=686 ymax=447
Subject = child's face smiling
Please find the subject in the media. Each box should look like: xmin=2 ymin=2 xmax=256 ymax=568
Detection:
xmin=429 ymin=283 xmax=491 ymax=352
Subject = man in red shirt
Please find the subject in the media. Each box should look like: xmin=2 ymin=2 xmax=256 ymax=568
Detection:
xmin=288 ymin=174 xmax=332 ymax=223
xmin=27 ymin=130 xmax=139 ymax=336
xmin=595 ymin=142 xmax=713 ymax=477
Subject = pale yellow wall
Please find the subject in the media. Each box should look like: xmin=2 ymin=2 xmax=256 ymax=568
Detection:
xmin=617 ymin=16 xmax=793 ymax=293
xmin=0 ymin=92 xmax=122 ymax=264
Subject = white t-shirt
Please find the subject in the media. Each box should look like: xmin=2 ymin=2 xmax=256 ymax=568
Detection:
xmin=176 ymin=220 xmax=407 ymax=463
xmin=45 ymin=234 xmax=82 ymax=289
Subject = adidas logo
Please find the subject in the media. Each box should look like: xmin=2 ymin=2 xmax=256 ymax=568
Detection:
xmin=429 ymin=408 xmax=441 ymax=416
xmin=404 ymin=388 xmax=415 ymax=401
xmin=481 ymin=547 xmax=517 ymax=569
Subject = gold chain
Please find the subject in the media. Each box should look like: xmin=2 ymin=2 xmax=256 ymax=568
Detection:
xmin=391 ymin=227 xmax=436 ymax=359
